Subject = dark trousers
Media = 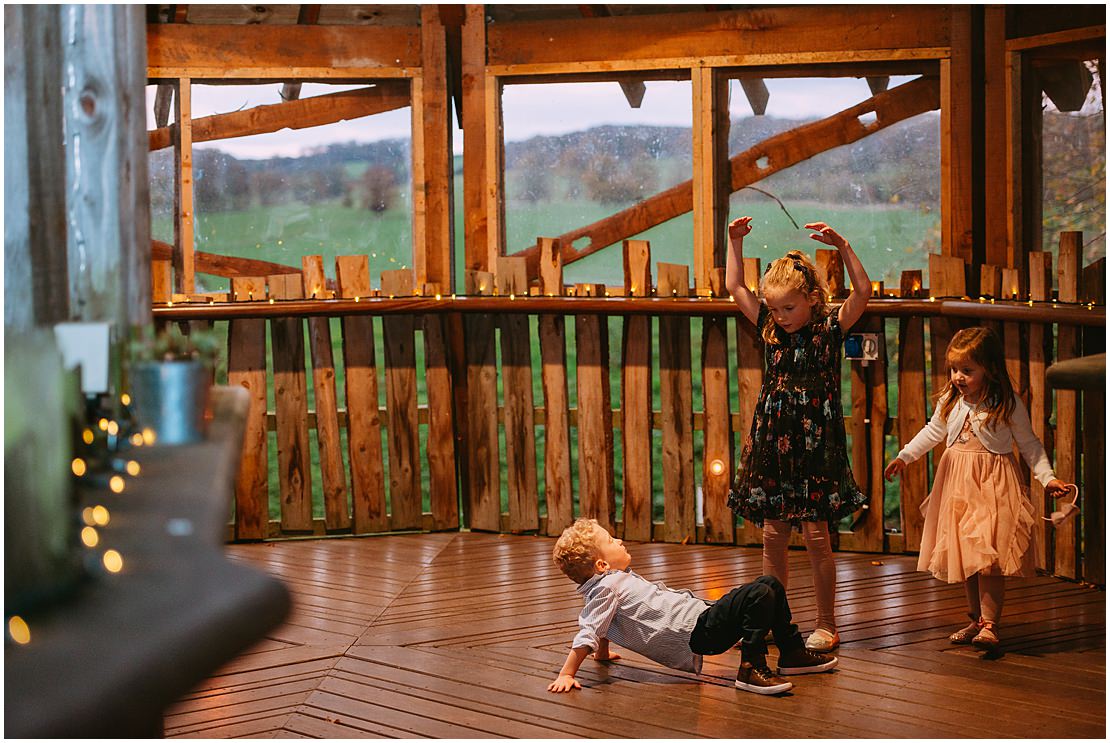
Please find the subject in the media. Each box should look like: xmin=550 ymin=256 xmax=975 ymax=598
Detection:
xmin=688 ymin=575 xmax=803 ymax=662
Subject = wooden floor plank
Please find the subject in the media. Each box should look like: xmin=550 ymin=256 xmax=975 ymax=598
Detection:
xmin=168 ymin=533 xmax=1103 ymax=739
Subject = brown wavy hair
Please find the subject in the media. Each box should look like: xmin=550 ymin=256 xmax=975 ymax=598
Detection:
xmin=758 ymin=250 xmax=830 ymax=344
xmin=935 ymin=326 xmax=1016 ymax=430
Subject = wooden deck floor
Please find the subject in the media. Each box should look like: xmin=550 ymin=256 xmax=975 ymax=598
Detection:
xmin=165 ymin=533 xmax=1105 ymax=738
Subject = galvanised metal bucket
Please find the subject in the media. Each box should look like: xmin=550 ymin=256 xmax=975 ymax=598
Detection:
xmin=128 ymin=361 xmax=211 ymax=445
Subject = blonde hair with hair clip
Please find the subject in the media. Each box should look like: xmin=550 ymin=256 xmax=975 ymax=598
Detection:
xmin=552 ymin=518 xmax=602 ymax=584
xmin=758 ymin=250 xmax=829 ymax=344
xmin=935 ymin=326 xmax=1016 ymax=430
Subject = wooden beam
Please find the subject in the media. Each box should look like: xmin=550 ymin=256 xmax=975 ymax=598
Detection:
xmin=153 ymin=84 xmax=173 ymax=128
xmin=1037 ymin=60 xmax=1094 ymax=112
xmin=692 ymin=66 xmax=729 ymax=291
xmin=866 ymin=76 xmax=890 ymax=95
xmin=738 ymin=78 xmax=769 ymax=115
xmin=147 ymin=24 xmax=420 ymax=77
xmin=516 ymin=76 xmax=940 ymax=274
xmin=148 ymin=83 xmax=409 ymax=151
xmin=415 ymin=6 xmax=455 ymax=288
xmin=940 ymin=7 xmax=973 ymax=261
xmin=1004 ymin=24 xmax=1105 ymax=52
xmin=462 ymin=5 xmax=492 ymax=272
xmin=280 ymin=5 xmax=323 ymax=103
xmin=487 ymin=6 xmax=953 ymax=69
xmin=984 ymin=6 xmax=1010 ymax=268
xmin=173 ymin=77 xmax=195 ymax=294
xmin=152 ymin=240 xmax=301 ymax=281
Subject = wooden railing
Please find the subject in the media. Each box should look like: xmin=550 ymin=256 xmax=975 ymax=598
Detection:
xmin=154 ymin=236 xmax=1105 ymax=583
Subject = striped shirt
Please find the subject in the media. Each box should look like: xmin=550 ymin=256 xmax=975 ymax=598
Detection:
xmin=573 ymin=569 xmax=709 ymax=673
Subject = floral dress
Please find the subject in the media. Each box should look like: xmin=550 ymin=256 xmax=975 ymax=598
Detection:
xmin=728 ymin=305 xmax=867 ymax=527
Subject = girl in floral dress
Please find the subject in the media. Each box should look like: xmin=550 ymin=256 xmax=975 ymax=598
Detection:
xmin=724 ymin=216 xmax=872 ymax=652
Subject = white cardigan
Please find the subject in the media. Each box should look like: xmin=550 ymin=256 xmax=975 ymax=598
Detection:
xmin=895 ymin=394 xmax=1057 ymax=487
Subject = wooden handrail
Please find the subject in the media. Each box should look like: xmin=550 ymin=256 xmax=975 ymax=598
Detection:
xmin=153 ymin=295 xmax=1105 ymax=326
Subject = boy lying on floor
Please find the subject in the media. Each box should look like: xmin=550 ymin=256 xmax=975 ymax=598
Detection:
xmin=548 ymin=518 xmax=837 ymax=695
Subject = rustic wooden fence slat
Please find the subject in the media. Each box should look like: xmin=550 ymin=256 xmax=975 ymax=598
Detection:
xmin=863 ymin=315 xmax=888 ymax=552
xmin=228 ymin=276 xmax=269 ymax=540
xmin=421 ymin=282 xmax=459 ymax=532
xmin=380 ymin=269 xmax=422 ymax=531
xmin=701 ymin=268 xmax=733 ymax=544
xmin=267 ymin=273 xmax=313 ymax=531
xmin=656 ymin=264 xmax=695 ymax=544
xmin=575 ymin=282 xmax=616 ymax=534
xmin=335 ymin=255 xmax=387 ymax=534
xmin=538 ymin=239 xmax=573 ymax=536
xmin=1053 ymin=232 xmax=1081 ymax=578
xmin=735 ymin=256 xmax=763 ymax=546
xmin=620 ymin=239 xmax=654 ymax=542
xmin=302 ymin=256 xmax=350 ymax=531
xmin=897 ymin=270 xmax=928 ymax=552
xmin=464 ymin=270 xmax=501 ymax=531
xmin=1027 ymin=250 xmax=1053 ymax=570
xmin=497 ymin=257 xmax=539 ymax=533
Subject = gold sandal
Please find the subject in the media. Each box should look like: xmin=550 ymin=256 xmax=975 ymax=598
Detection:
xmin=971 ymin=622 xmax=999 ymax=650
xmin=949 ymin=620 xmax=982 ymax=644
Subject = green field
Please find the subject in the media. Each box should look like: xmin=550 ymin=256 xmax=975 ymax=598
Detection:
xmin=168 ymin=195 xmax=939 ymax=531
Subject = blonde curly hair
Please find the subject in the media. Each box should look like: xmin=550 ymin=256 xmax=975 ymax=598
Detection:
xmin=758 ymin=250 xmax=830 ymax=344
xmin=552 ymin=518 xmax=602 ymax=584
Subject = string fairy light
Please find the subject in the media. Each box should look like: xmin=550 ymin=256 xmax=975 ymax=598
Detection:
xmin=102 ymin=550 xmax=124 ymax=573
xmin=8 ymin=616 xmax=30 ymax=645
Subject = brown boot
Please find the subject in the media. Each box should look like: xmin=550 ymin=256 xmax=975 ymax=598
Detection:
xmin=735 ymin=661 xmax=793 ymax=695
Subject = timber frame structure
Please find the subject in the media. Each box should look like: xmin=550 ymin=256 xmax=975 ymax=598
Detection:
xmin=6 ymin=5 xmax=1106 ymax=574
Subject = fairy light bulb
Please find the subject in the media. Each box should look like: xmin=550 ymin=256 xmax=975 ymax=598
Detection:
xmin=130 ymin=433 xmax=144 ymax=447
xmin=92 ymin=505 xmax=110 ymax=526
xmin=120 ymin=393 xmax=131 ymax=406
xmin=102 ymin=550 xmax=124 ymax=573
xmin=83 ymin=429 xmax=95 ymax=445
xmin=109 ymin=475 xmax=125 ymax=493
xmin=709 ymin=459 xmax=725 ymax=476
xmin=8 ymin=616 xmax=30 ymax=645
xmin=142 ymin=428 xmax=156 ymax=446
xmin=106 ymin=421 xmax=119 ymax=436
xmin=81 ymin=526 xmax=99 ymax=547
xmin=97 ymin=418 xmax=109 ymax=431
xmin=72 ymin=458 xmax=87 ymax=477
xmin=126 ymin=461 xmax=140 ymax=476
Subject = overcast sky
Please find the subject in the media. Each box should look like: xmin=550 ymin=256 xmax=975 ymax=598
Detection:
xmin=149 ymin=76 xmax=917 ymax=160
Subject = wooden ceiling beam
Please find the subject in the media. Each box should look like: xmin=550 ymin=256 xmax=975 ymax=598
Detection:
xmin=515 ymin=76 xmax=940 ymax=276
xmin=487 ymin=6 xmax=952 ymax=68
xmin=1036 ymin=60 xmax=1094 ymax=112
xmin=866 ymin=76 xmax=890 ymax=95
xmin=576 ymin=4 xmax=651 ymax=109
xmin=147 ymin=24 xmax=420 ymax=76
xmin=738 ymin=78 xmax=768 ymax=115
xmin=148 ymin=82 xmax=410 ymax=151
xmin=438 ymin=4 xmax=466 ymax=128
xmin=281 ymin=5 xmax=323 ymax=102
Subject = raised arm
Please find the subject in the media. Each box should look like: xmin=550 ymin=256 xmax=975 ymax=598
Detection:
xmin=725 ymin=216 xmax=762 ymax=326
xmin=805 ymin=222 xmax=872 ymax=331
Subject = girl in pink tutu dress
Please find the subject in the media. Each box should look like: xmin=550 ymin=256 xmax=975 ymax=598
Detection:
xmin=885 ymin=327 xmax=1069 ymax=651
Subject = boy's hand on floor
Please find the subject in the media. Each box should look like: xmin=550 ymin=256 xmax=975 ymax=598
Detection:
xmin=591 ymin=650 xmax=621 ymax=662
xmin=547 ymin=674 xmax=581 ymax=693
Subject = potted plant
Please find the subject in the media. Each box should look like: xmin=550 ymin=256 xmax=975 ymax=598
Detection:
xmin=127 ymin=325 xmax=221 ymax=445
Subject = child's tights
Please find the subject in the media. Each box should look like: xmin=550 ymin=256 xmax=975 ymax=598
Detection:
xmin=761 ymin=519 xmax=837 ymax=633
xmin=965 ymin=572 xmax=1005 ymax=624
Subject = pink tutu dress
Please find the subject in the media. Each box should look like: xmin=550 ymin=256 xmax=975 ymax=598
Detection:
xmin=917 ymin=416 xmax=1037 ymax=583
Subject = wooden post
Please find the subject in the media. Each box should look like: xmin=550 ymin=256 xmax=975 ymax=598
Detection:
xmin=941 ymin=6 xmax=974 ymax=262
xmin=538 ymin=239 xmax=573 ymax=536
xmin=336 ymin=255 xmax=387 ymax=534
xmin=421 ymin=282 xmax=460 ymax=531
xmin=268 ymin=274 xmax=313 ymax=532
xmin=497 ymin=257 xmax=539 ymax=533
xmin=621 ymin=239 xmax=654 ymax=542
xmin=897 ymin=271 xmax=928 ymax=552
xmin=575 ymin=283 xmax=616 ymax=535
xmin=302 ymin=257 xmax=350 ymax=532
xmin=816 ymin=249 xmax=845 ymax=298
xmin=461 ymin=5 xmax=490 ymax=272
xmin=464 ymin=269 xmax=501 ymax=531
xmin=485 ymin=74 xmax=505 ymax=269
xmin=657 ymin=264 xmax=695 ymax=543
xmin=1027 ymin=251 xmax=1053 ymax=569
xmin=702 ymin=269 xmax=733 ymax=544
xmin=1053 ymin=233 xmax=1081 ymax=578
xmin=381 ymin=269 xmax=422 ymax=531
xmin=4 ymin=4 xmax=70 ymax=331
xmin=173 ymin=77 xmax=195 ymax=294
xmin=735 ymin=257 xmax=763 ymax=546
xmin=228 ymin=276 xmax=269 ymax=540
xmin=692 ymin=66 xmax=729 ymax=293
xmin=61 ymin=4 xmax=152 ymax=340
xmin=983 ymin=6 xmax=1010 ymax=268
xmin=414 ymin=6 xmax=454 ymax=289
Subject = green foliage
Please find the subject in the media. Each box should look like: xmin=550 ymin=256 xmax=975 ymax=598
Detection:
xmin=129 ymin=324 xmax=222 ymax=368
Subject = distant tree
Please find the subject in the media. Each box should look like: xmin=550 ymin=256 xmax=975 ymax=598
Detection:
xmin=250 ymin=169 xmax=288 ymax=206
xmin=580 ymin=153 xmax=658 ymax=204
xmin=361 ymin=165 xmax=397 ymax=212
